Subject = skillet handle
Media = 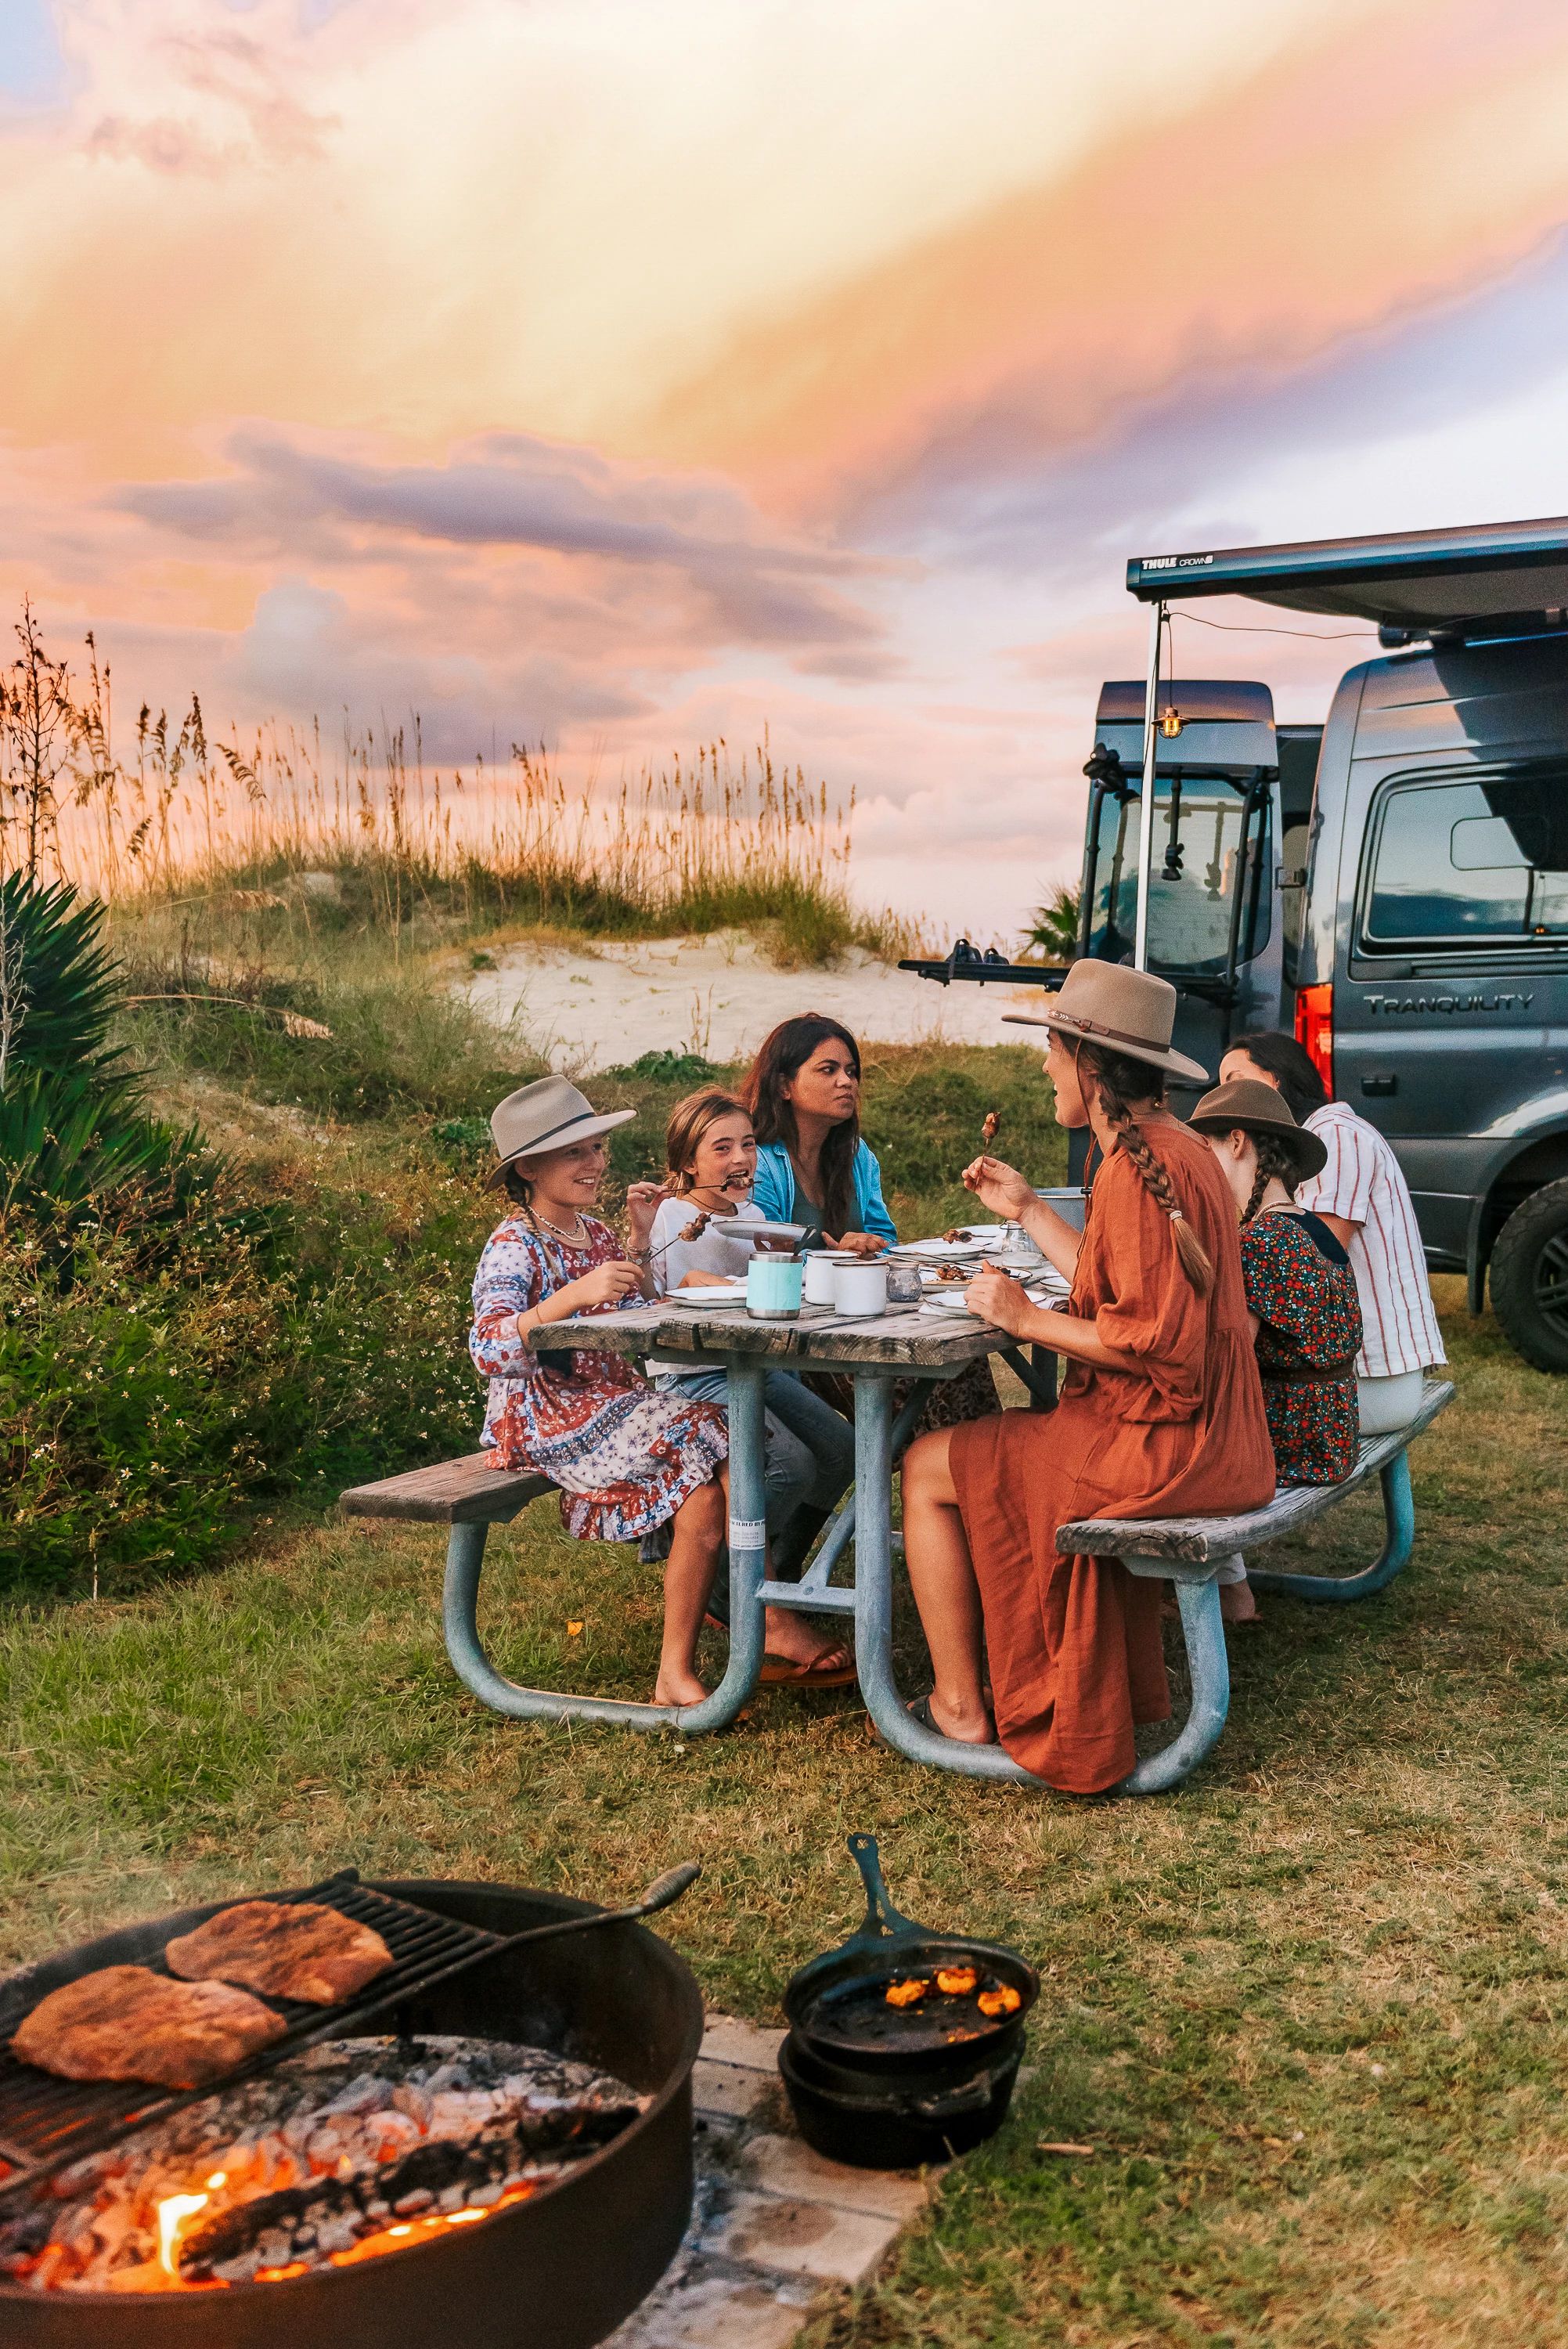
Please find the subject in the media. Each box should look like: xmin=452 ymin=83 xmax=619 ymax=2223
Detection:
xmin=846 ymin=1833 xmax=921 ymax=1939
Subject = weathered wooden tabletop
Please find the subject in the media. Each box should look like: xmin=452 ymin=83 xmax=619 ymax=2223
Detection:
xmin=548 ymin=1295 xmax=1011 ymax=1370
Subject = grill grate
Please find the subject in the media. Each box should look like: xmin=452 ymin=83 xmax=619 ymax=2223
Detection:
xmin=0 ymin=1874 xmax=503 ymax=2197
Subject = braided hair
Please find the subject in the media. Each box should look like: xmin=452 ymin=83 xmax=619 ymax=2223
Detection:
xmin=1076 ymin=1040 xmax=1215 ymax=1296
xmin=501 ymin=1161 xmax=537 ymax=1218
xmin=1240 ymin=1130 xmax=1299 ymax=1227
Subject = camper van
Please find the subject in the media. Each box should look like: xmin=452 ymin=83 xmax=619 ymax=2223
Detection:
xmin=903 ymin=515 xmax=1568 ymax=1373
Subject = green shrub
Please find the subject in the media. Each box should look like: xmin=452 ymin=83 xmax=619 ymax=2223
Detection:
xmin=0 ymin=1156 xmax=492 ymax=1598
xmin=0 ymin=873 xmax=210 ymax=1236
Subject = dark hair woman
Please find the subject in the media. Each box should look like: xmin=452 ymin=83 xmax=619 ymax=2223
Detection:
xmin=898 ymin=962 xmax=1274 ymax=1793
xmin=743 ymin=1014 xmax=894 ymax=1257
xmin=1220 ymin=1030 xmax=1328 ymax=1125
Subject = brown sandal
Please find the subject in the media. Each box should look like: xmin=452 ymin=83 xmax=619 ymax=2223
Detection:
xmin=758 ymin=1647 xmax=856 ymax=1689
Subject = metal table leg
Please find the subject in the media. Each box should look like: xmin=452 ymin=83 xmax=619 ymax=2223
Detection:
xmin=759 ymin=1381 xmax=928 ymax=1616
xmin=1115 ymin=1556 xmax=1231 ymax=1793
xmin=1247 ymin=1452 xmax=1416 ymax=1602
xmin=440 ymin=1360 xmax=768 ymax=1734
xmin=852 ymin=1376 xmax=1231 ymax=1795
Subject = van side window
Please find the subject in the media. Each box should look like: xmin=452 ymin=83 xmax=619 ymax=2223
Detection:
xmin=1364 ymin=764 xmax=1568 ymax=947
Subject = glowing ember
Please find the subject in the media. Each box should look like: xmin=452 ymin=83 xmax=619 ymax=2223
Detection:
xmin=323 ymin=2184 xmax=537 ymax=2271
xmin=883 ymin=1979 xmax=928 ymax=2008
xmin=4 ymin=2033 xmax=646 ymax=2297
xmin=935 ymin=1966 xmax=979 ymax=1996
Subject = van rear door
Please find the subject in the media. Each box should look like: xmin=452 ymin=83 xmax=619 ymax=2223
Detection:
xmin=1082 ymin=679 xmax=1283 ymax=1081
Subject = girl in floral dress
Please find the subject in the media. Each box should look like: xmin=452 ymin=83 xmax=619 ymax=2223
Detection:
xmin=1190 ymin=1077 xmax=1363 ymax=1619
xmin=470 ymin=1075 xmax=845 ymax=1705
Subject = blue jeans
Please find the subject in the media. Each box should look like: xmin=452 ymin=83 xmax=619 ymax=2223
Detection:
xmin=660 ymin=1368 xmax=855 ymax=1620
xmin=664 ymin=1366 xmax=855 ymax=1526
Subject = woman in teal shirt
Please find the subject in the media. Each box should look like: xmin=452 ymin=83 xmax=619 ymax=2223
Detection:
xmin=743 ymin=1014 xmax=895 ymax=1251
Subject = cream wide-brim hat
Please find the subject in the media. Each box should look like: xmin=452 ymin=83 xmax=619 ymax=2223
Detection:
xmin=1002 ymin=961 xmax=1210 ymax=1086
xmin=486 ymin=1075 xmax=635 ymax=1186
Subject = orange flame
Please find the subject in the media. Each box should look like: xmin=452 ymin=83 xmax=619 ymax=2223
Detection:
xmin=155 ymin=2192 xmax=210 ymax=2278
xmin=128 ymin=2176 xmax=544 ymax=2291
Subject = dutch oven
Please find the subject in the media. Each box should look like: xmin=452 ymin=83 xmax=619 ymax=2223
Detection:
xmin=779 ymin=1835 xmax=1038 ymax=2168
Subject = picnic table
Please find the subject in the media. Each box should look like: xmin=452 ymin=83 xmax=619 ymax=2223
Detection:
xmin=342 ymin=1283 xmax=1454 ymax=1799
xmin=362 ymin=1284 xmax=1226 ymax=1797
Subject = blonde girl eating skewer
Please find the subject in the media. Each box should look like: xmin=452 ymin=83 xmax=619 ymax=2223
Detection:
xmin=645 ymin=1089 xmax=857 ymax=1685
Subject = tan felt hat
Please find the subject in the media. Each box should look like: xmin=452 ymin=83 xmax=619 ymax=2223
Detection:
xmin=487 ymin=1075 xmax=635 ymax=1185
xmin=1001 ymin=960 xmax=1210 ymax=1085
xmin=1188 ymin=1077 xmax=1328 ymax=1181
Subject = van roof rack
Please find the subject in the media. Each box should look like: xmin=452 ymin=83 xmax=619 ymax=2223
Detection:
xmin=1126 ymin=514 xmax=1568 ymax=637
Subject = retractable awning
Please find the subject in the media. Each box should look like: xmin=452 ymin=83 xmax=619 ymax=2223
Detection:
xmin=1126 ymin=513 xmax=1568 ymax=631
xmin=1119 ymin=514 xmax=1568 ymax=969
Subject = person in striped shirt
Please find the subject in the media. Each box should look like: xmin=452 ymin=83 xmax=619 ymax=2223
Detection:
xmin=1219 ymin=1032 xmax=1446 ymax=1434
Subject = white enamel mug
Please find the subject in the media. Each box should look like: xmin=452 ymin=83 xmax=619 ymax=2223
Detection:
xmin=832 ymin=1258 xmax=889 ymax=1317
xmin=802 ymin=1253 xmax=842 ymax=1305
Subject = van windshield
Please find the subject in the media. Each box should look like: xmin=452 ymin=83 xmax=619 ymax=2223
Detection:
xmin=1365 ymin=763 xmax=1568 ymax=945
xmin=1084 ymin=772 xmax=1271 ymax=975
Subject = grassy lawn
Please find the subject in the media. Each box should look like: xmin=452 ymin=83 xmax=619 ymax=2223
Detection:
xmin=5 ymin=1259 xmax=1568 ymax=2344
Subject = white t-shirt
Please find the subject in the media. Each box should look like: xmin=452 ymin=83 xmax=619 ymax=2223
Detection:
xmin=647 ymin=1196 xmax=761 ymax=1380
xmin=651 ymin=1195 xmax=762 ymax=1290
xmin=1294 ymin=1102 xmax=1446 ymax=1379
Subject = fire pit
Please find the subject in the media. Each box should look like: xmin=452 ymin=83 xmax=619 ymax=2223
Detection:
xmin=0 ymin=1877 xmax=704 ymax=2349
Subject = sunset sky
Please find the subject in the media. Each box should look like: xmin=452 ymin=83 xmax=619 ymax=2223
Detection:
xmin=5 ymin=0 xmax=1568 ymax=936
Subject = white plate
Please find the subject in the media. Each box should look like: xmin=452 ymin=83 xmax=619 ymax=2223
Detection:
xmin=892 ymin=1233 xmax=1005 ymax=1263
xmin=664 ymin=1284 xmax=748 ymax=1306
xmin=919 ymin=1291 xmax=986 ymax=1318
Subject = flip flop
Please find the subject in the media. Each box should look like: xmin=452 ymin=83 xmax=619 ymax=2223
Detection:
xmin=863 ymin=1690 xmax=943 ymax=1739
xmin=895 ymin=1690 xmax=998 ymax=1743
xmin=758 ymin=1648 xmax=856 ymax=1689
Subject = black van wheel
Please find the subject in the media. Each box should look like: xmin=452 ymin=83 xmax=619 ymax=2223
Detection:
xmin=1491 ymin=1180 xmax=1568 ymax=1372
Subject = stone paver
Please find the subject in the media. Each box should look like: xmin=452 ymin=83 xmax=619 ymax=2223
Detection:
xmin=690 ymin=2054 xmax=774 ymax=2120
xmin=738 ymin=2131 xmax=934 ymax=2222
xmin=698 ymin=2015 xmax=787 ymax=2071
xmin=605 ymin=2015 xmax=941 ymax=2347
xmin=705 ymin=2187 xmax=904 ymax=2286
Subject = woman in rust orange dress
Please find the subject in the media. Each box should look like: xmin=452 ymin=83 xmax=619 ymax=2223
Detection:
xmin=900 ymin=962 xmax=1274 ymax=1794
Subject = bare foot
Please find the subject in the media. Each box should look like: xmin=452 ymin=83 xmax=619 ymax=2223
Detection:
xmin=918 ymin=1689 xmax=996 ymax=1745
xmin=1220 ymin=1580 xmax=1258 ymax=1625
xmin=654 ymin=1666 xmax=710 ymax=1708
xmin=762 ymin=1607 xmax=847 ymax=1672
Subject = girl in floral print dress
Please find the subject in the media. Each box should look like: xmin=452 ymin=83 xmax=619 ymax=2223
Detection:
xmin=1191 ymin=1077 xmax=1363 ymax=1621
xmin=470 ymin=1075 xmax=846 ymax=1705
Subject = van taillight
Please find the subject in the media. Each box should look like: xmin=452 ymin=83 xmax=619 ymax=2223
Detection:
xmin=1295 ymin=982 xmax=1333 ymax=1097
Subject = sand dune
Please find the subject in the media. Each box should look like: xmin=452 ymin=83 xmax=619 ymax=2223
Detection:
xmin=461 ymin=930 xmax=1049 ymax=1073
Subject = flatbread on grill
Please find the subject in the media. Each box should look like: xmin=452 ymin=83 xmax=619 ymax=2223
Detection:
xmin=12 ymin=1965 xmax=288 ymax=2090
xmin=164 ymin=1900 xmax=395 ymax=2005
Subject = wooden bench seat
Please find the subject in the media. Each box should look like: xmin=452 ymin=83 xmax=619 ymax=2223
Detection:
xmin=1058 ymin=1377 xmax=1454 ymax=1599
xmin=340 ymin=1453 xmax=553 ymax=1525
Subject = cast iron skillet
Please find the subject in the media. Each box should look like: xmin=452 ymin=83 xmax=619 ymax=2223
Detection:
xmin=783 ymin=1835 xmax=1038 ymax=2078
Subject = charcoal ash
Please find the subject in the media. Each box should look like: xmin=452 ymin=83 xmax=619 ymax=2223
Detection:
xmin=3 ymin=2034 xmax=648 ymax=2295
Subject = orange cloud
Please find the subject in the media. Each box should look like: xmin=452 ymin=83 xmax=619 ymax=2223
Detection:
xmin=643 ymin=0 xmax=1568 ymax=517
